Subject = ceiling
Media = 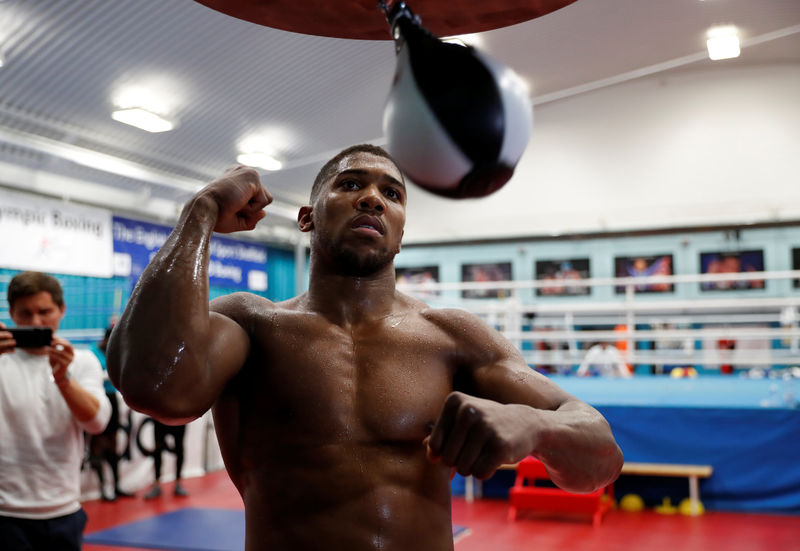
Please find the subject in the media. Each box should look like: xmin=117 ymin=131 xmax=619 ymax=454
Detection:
xmin=0 ymin=0 xmax=798 ymax=246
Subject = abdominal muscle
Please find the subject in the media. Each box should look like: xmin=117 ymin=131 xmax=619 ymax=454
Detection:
xmin=235 ymin=441 xmax=455 ymax=551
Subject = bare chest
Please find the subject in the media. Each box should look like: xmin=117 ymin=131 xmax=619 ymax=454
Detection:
xmin=238 ymin=313 xmax=456 ymax=444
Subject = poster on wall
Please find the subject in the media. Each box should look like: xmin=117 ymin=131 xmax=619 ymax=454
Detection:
xmin=699 ymin=250 xmax=765 ymax=291
xmin=0 ymin=188 xmax=113 ymax=277
xmin=614 ymin=254 xmax=674 ymax=294
xmin=112 ymin=216 xmax=269 ymax=292
xmin=396 ymin=266 xmax=440 ymax=297
xmin=461 ymin=262 xmax=512 ymax=298
xmin=535 ymin=258 xmax=591 ymax=296
xmin=794 ymin=248 xmax=800 ymax=289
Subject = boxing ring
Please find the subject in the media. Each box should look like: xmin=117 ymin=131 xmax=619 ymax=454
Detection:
xmin=400 ymin=272 xmax=800 ymax=513
xmin=452 ymin=377 xmax=800 ymax=513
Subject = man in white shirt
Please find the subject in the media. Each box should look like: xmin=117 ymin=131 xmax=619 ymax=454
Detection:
xmin=0 ymin=271 xmax=111 ymax=550
xmin=577 ymin=342 xmax=632 ymax=378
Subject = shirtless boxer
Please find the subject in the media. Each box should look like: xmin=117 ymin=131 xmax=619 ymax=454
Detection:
xmin=107 ymin=144 xmax=623 ymax=551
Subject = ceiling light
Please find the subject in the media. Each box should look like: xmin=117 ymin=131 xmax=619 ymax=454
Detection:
xmin=706 ymin=25 xmax=740 ymax=60
xmin=237 ymin=152 xmax=283 ymax=171
xmin=0 ymin=55 xmax=4 ymax=68
xmin=111 ymin=107 xmax=174 ymax=133
xmin=113 ymin=79 xmax=182 ymax=115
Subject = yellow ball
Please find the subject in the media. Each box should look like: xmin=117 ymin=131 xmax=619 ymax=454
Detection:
xmin=670 ymin=368 xmax=685 ymax=378
xmin=679 ymin=498 xmax=705 ymax=516
xmin=619 ymin=493 xmax=645 ymax=512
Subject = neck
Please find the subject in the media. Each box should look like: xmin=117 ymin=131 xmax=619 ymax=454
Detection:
xmin=305 ymin=255 xmax=398 ymax=326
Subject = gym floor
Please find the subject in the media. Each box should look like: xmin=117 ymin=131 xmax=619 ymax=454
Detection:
xmin=82 ymin=470 xmax=798 ymax=551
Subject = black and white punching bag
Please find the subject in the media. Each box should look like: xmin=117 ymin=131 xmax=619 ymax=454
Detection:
xmin=381 ymin=2 xmax=533 ymax=199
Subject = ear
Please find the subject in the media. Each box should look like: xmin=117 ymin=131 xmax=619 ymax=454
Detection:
xmin=297 ymin=206 xmax=314 ymax=233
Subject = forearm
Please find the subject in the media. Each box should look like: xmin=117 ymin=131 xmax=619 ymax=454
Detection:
xmin=530 ymin=400 xmax=623 ymax=493
xmin=108 ymin=196 xmax=218 ymax=419
xmin=56 ymin=378 xmax=111 ymax=433
xmin=57 ymin=378 xmax=99 ymax=420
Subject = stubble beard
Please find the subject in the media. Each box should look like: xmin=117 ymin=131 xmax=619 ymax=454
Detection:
xmin=317 ymin=233 xmax=397 ymax=277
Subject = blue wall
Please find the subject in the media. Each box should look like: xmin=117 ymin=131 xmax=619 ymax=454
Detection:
xmin=1 ymin=243 xmax=296 ymax=344
xmin=0 ymin=269 xmax=130 ymax=339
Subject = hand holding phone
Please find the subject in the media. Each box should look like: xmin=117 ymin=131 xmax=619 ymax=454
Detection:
xmin=8 ymin=327 xmax=54 ymax=348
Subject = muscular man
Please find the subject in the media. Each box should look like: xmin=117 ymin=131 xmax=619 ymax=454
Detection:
xmin=0 ymin=272 xmax=111 ymax=550
xmin=108 ymin=144 xmax=623 ymax=551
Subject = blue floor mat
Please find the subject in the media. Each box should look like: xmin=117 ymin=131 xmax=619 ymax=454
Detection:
xmin=85 ymin=508 xmax=245 ymax=551
xmin=86 ymin=507 xmax=469 ymax=550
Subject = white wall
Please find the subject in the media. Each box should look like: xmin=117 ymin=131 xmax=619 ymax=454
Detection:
xmin=80 ymin=406 xmax=225 ymax=500
xmin=402 ymin=63 xmax=800 ymax=243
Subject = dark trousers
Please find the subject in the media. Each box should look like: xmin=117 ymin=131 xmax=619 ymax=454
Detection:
xmin=0 ymin=508 xmax=87 ymax=551
xmin=153 ymin=421 xmax=186 ymax=481
xmin=88 ymin=391 xmax=127 ymax=493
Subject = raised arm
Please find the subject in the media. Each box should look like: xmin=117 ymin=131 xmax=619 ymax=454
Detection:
xmin=426 ymin=309 xmax=623 ymax=493
xmin=107 ymin=167 xmax=272 ymax=424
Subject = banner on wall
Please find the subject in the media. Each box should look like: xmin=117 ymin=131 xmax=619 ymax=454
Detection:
xmin=0 ymin=188 xmax=113 ymax=277
xmin=112 ymin=216 xmax=268 ymax=291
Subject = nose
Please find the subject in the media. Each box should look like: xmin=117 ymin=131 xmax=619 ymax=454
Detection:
xmin=357 ymin=185 xmax=384 ymax=213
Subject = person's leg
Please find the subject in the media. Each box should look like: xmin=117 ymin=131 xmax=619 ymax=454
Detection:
xmin=107 ymin=391 xmax=121 ymax=433
xmin=153 ymin=421 xmax=166 ymax=481
xmin=144 ymin=420 xmax=167 ymax=499
xmin=90 ymin=453 xmax=113 ymax=501
xmin=172 ymin=424 xmax=189 ymax=496
xmin=89 ymin=430 xmax=118 ymax=501
xmin=0 ymin=515 xmax=35 ymax=551
xmin=120 ymin=407 xmax=133 ymax=461
xmin=104 ymin=392 xmax=132 ymax=497
xmin=106 ymin=449 xmax=133 ymax=498
xmin=45 ymin=509 xmax=87 ymax=551
xmin=172 ymin=425 xmax=186 ymax=479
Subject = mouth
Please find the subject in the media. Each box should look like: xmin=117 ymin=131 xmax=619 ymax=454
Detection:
xmin=350 ymin=215 xmax=384 ymax=236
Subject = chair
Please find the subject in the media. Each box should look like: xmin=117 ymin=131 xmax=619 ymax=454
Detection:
xmin=508 ymin=457 xmax=612 ymax=526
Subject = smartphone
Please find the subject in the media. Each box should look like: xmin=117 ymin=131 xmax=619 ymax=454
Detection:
xmin=8 ymin=327 xmax=53 ymax=348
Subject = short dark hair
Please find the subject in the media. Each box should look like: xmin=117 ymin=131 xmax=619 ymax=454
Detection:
xmin=7 ymin=271 xmax=64 ymax=309
xmin=310 ymin=144 xmax=402 ymax=203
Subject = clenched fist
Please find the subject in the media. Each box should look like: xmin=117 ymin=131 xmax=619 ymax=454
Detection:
xmin=426 ymin=392 xmax=536 ymax=480
xmin=199 ymin=166 xmax=273 ymax=234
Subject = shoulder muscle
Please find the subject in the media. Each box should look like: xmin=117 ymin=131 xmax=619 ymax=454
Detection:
xmin=424 ymin=307 xmax=570 ymax=411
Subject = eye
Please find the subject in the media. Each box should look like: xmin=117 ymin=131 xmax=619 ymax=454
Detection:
xmin=385 ymin=187 xmax=402 ymax=200
xmin=340 ymin=179 xmax=360 ymax=190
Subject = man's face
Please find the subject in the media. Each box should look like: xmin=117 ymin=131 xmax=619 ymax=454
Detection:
xmin=9 ymin=291 xmax=65 ymax=333
xmin=304 ymin=152 xmax=406 ymax=277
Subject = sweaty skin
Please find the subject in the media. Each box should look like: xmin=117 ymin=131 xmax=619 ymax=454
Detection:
xmin=108 ymin=152 xmax=623 ymax=551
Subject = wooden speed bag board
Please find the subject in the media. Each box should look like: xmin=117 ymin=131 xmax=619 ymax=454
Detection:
xmin=194 ymin=0 xmax=578 ymax=40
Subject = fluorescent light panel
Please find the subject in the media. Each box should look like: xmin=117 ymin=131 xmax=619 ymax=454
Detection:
xmin=237 ymin=152 xmax=283 ymax=171
xmin=111 ymin=107 xmax=174 ymax=133
xmin=707 ymin=26 xmax=741 ymax=60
